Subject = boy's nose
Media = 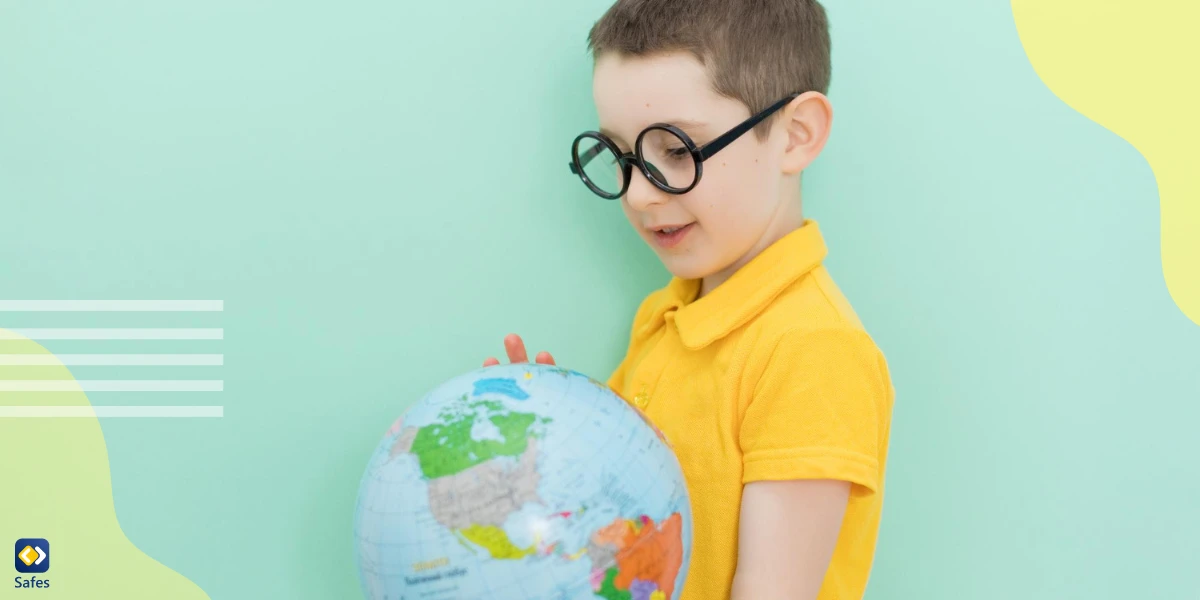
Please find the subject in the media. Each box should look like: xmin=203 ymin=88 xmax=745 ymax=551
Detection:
xmin=624 ymin=170 xmax=669 ymax=211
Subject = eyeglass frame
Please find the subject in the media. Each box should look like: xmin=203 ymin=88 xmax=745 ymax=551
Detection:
xmin=568 ymin=92 xmax=802 ymax=199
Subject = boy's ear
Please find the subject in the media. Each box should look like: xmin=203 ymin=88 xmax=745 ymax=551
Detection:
xmin=779 ymin=91 xmax=833 ymax=175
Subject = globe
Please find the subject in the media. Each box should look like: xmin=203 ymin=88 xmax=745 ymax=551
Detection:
xmin=353 ymin=363 xmax=693 ymax=600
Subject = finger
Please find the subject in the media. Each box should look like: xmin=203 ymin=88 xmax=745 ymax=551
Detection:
xmin=535 ymin=351 xmax=555 ymax=366
xmin=504 ymin=333 xmax=529 ymax=363
xmin=483 ymin=357 xmax=500 ymax=367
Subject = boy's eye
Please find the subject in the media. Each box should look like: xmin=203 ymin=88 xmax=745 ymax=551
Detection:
xmin=663 ymin=147 xmax=690 ymax=160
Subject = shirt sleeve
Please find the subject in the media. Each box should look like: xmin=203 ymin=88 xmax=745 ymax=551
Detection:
xmin=740 ymin=327 xmax=892 ymax=497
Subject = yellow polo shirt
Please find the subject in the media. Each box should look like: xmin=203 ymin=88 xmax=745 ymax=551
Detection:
xmin=607 ymin=220 xmax=894 ymax=600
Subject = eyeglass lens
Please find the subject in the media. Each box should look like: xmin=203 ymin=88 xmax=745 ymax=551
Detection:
xmin=637 ymin=128 xmax=695 ymax=191
xmin=576 ymin=137 xmax=626 ymax=197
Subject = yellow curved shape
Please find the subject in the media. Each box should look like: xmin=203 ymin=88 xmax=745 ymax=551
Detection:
xmin=0 ymin=331 xmax=210 ymax=598
xmin=458 ymin=525 xmax=536 ymax=560
xmin=1012 ymin=1 xmax=1200 ymax=325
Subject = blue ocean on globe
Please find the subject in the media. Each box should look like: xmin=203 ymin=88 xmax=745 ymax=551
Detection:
xmin=353 ymin=362 xmax=693 ymax=600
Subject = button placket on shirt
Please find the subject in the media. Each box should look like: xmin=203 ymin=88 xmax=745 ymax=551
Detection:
xmin=631 ymin=307 xmax=683 ymax=412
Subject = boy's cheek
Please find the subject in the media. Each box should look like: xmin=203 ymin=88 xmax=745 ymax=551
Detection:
xmin=620 ymin=204 xmax=647 ymax=236
xmin=697 ymin=196 xmax=772 ymax=256
xmin=694 ymin=185 xmax=746 ymax=227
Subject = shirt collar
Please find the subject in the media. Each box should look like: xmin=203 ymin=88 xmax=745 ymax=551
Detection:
xmin=640 ymin=219 xmax=829 ymax=350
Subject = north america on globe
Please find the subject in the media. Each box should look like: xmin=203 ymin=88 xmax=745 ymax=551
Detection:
xmin=354 ymin=364 xmax=692 ymax=600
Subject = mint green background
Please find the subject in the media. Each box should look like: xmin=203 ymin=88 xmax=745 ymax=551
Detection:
xmin=2 ymin=1 xmax=1198 ymax=599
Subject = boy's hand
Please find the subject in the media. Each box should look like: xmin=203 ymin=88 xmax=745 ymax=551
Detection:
xmin=483 ymin=333 xmax=555 ymax=367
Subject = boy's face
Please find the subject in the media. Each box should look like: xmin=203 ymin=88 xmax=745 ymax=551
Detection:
xmin=592 ymin=51 xmax=799 ymax=286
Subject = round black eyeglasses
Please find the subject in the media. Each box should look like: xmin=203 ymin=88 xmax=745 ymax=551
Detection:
xmin=568 ymin=92 xmax=801 ymax=199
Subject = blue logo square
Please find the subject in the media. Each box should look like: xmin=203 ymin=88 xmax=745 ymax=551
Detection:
xmin=14 ymin=539 xmax=49 ymax=573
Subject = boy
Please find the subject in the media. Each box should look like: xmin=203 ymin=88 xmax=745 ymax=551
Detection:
xmin=485 ymin=0 xmax=895 ymax=598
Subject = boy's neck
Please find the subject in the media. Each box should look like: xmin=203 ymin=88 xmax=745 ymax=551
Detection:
xmin=698 ymin=186 xmax=804 ymax=298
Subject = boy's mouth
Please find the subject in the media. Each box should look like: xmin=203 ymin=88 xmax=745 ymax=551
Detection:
xmin=648 ymin=223 xmax=695 ymax=249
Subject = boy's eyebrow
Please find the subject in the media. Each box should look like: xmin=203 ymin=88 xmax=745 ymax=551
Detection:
xmin=600 ymin=119 xmax=709 ymax=146
xmin=668 ymin=118 xmax=707 ymax=131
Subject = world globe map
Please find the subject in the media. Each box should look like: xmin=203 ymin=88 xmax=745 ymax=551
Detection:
xmin=354 ymin=363 xmax=693 ymax=599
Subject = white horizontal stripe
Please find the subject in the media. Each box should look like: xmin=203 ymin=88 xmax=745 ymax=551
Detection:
xmin=0 ymin=300 xmax=223 ymax=312
xmin=0 ymin=405 xmax=224 ymax=418
xmin=0 ymin=380 xmax=223 ymax=392
xmin=0 ymin=354 xmax=224 ymax=366
xmin=0 ymin=328 xmax=223 ymax=340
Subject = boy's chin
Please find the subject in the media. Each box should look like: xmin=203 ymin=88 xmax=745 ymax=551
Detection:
xmin=658 ymin=255 xmax=717 ymax=282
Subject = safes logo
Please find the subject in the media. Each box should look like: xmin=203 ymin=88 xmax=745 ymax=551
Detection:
xmin=14 ymin=539 xmax=48 ymax=574
xmin=14 ymin=539 xmax=50 ymax=590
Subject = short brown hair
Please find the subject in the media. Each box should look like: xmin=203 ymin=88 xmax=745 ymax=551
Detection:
xmin=587 ymin=0 xmax=831 ymax=138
